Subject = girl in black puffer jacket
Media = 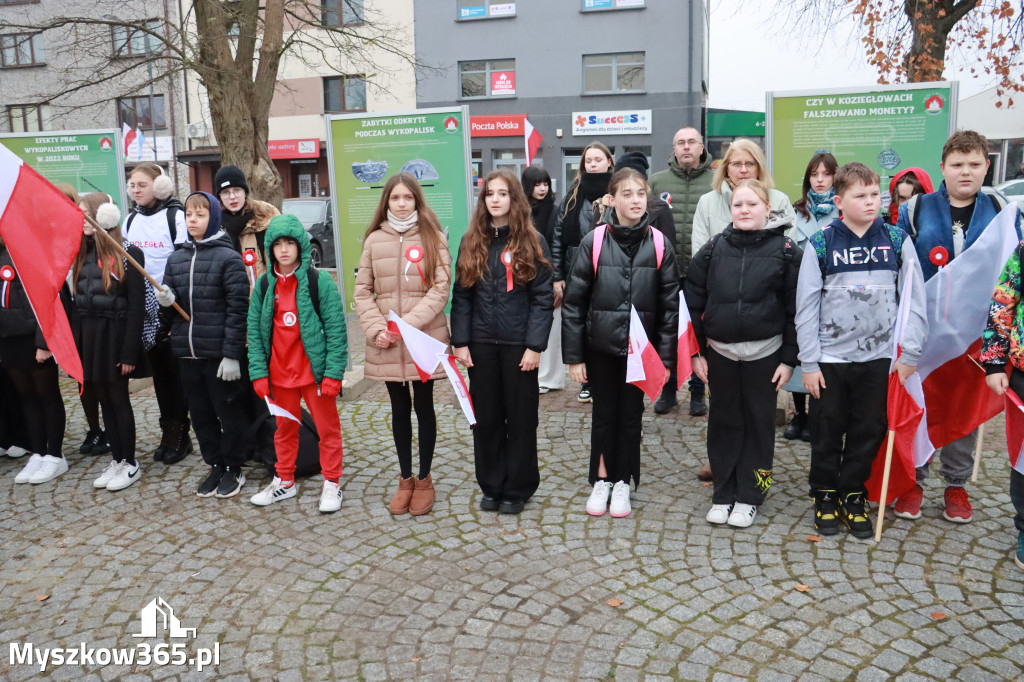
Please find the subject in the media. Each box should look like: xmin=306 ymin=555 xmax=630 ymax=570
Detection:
xmin=686 ymin=179 xmax=802 ymax=529
xmin=74 ymin=195 xmax=149 ymax=492
xmin=562 ymin=169 xmax=680 ymax=518
xmin=451 ymin=170 xmax=554 ymax=515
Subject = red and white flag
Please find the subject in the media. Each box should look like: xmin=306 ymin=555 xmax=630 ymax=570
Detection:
xmin=677 ymin=290 xmax=698 ymax=390
xmin=914 ymin=205 xmax=1020 ymax=461
xmin=439 ymin=354 xmax=476 ymax=425
xmin=122 ymin=122 xmax=137 ymax=158
xmin=866 ymin=273 xmax=925 ymax=503
xmin=387 ymin=310 xmax=445 ymax=382
xmin=1002 ymin=388 xmax=1024 ymax=475
xmin=524 ymin=118 xmax=542 ymax=167
xmin=0 ymin=143 xmax=84 ymax=386
xmin=265 ymin=396 xmax=300 ymax=423
xmin=626 ymin=305 xmax=666 ymax=400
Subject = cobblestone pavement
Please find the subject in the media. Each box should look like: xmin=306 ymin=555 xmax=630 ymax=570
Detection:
xmin=2 ymin=326 xmax=1023 ymax=680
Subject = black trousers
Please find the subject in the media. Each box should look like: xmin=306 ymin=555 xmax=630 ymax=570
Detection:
xmin=149 ymin=343 xmax=188 ymax=422
xmin=179 ymin=358 xmax=248 ymax=468
xmin=808 ymin=360 xmax=889 ymax=495
xmin=468 ymin=343 xmax=539 ymax=501
xmin=1007 ymin=372 xmax=1024 ymax=533
xmin=91 ymin=376 xmax=135 ymax=464
xmin=6 ymin=360 xmax=65 ymax=457
xmin=706 ymin=348 xmax=779 ymax=505
xmin=587 ymin=350 xmax=645 ymax=486
xmin=0 ymin=365 xmax=29 ymax=449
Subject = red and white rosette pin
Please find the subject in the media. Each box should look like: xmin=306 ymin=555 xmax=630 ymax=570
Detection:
xmin=929 ymin=246 xmax=949 ymax=269
xmin=405 ymin=245 xmax=427 ymax=285
xmin=243 ymin=248 xmax=258 ymax=286
xmin=501 ymin=249 xmax=513 ymax=292
xmin=0 ymin=264 xmax=14 ymax=308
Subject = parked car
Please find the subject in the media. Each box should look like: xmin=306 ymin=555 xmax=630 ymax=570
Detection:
xmin=995 ymin=179 xmax=1024 ymax=210
xmin=281 ymin=198 xmax=335 ymax=268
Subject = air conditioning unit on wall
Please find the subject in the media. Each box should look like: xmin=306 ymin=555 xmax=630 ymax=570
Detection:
xmin=187 ymin=122 xmax=208 ymax=139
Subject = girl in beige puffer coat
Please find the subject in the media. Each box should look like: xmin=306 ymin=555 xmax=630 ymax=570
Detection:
xmin=354 ymin=173 xmax=452 ymax=516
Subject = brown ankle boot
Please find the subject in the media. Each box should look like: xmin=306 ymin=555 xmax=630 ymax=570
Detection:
xmin=389 ymin=476 xmax=415 ymax=515
xmin=409 ymin=474 xmax=435 ymax=516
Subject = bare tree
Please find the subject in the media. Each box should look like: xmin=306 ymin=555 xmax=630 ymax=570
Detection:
xmin=0 ymin=0 xmax=422 ymax=205
xmin=757 ymin=1 xmax=1023 ymax=101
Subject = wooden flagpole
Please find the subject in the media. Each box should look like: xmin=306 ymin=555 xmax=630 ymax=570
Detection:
xmin=874 ymin=429 xmax=897 ymax=543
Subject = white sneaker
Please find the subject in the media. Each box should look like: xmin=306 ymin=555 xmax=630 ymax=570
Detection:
xmin=706 ymin=503 xmax=733 ymax=524
xmin=14 ymin=454 xmax=44 ymax=484
xmin=6 ymin=445 xmax=30 ymax=459
xmin=251 ymin=477 xmax=297 ymax=506
xmin=29 ymin=455 xmax=68 ymax=484
xmin=727 ymin=503 xmax=757 ymax=528
xmin=94 ymin=461 xmax=122 ymax=488
xmin=609 ymin=481 xmax=632 ymax=518
xmin=106 ymin=461 xmax=141 ymax=491
xmin=319 ymin=480 xmax=343 ymax=513
xmin=586 ymin=480 xmax=611 ymax=516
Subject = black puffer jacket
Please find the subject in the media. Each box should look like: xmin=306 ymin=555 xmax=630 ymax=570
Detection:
xmin=685 ymin=219 xmax=801 ymax=367
xmin=161 ymin=231 xmax=249 ymax=360
xmin=561 ymin=212 xmax=679 ymax=364
xmin=74 ymin=241 xmax=147 ymax=366
xmin=451 ymin=227 xmax=555 ymax=351
xmin=0 ymin=246 xmax=46 ymax=347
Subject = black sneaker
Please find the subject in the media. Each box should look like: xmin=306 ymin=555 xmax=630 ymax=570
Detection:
xmin=215 ymin=467 xmax=246 ymax=498
xmin=689 ymin=393 xmax=708 ymax=416
xmin=79 ymin=430 xmax=107 ymax=455
xmin=499 ymin=498 xmax=525 ymax=514
xmin=783 ymin=413 xmax=806 ymax=440
xmin=813 ymin=489 xmax=840 ymax=535
xmin=91 ymin=431 xmax=111 ymax=455
xmin=577 ymin=384 xmax=593 ymax=403
xmin=479 ymin=494 xmax=500 ymax=511
xmin=653 ymin=386 xmax=678 ymax=414
xmin=197 ymin=465 xmax=225 ymax=497
xmin=839 ymin=492 xmax=874 ymax=539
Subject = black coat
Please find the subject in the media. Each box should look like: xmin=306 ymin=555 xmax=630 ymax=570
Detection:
xmin=451 ymin=227 xmax=555 ymax=352
xmin=160 ymin=231 xmax=249 ymax=361
xmin=685 ymin=224 xmax=801 ymax=367
xmin=0 ymin=247 xmax=45 ymax=347
xmin=74 ymin=242 xmax=147 ymax=367
xmin=561 ymin=213 xmax=679 ymax=364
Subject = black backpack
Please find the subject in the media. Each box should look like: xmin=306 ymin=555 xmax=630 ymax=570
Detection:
xmin=255 ymin=267 xmax=321 ymax=319
xmin=125 ymin=205 xmax=179 ymax=244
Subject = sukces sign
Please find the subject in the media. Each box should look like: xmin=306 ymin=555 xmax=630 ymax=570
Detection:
xmin=572 ymin=109 xmax=652 ymax=136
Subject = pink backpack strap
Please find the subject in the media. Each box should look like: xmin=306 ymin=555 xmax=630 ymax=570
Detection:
xmin=591 ymin=224 xmax=607 ymax=276
xmin=650 ymin=226 xmax=665 ymax=268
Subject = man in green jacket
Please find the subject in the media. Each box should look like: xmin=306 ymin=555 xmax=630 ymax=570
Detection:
xmin=650 ymin=127 xmax=712 ymax=420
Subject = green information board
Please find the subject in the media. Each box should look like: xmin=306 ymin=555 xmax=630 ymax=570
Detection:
xmin=326 ymin=107 xmax=473 ymax=312
xmin=0 ymin=130 xmax=128 ymax=214
xmin=767 ymin=82 xmax=958 ymax=201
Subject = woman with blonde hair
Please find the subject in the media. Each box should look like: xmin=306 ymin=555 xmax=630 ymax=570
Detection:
xmin=691 ymin=139 xmax=795 ymax=252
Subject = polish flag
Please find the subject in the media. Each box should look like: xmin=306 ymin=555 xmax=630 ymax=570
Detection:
xmin=1002 ymin=388 xmax=1024 ymax=475
xmin=135 ymin=127 xmax=147 ymax=159
xmin=524 ymin=118 xmax=542 ymax=167
xmin=866 ymin=273 xmax=925 ymax=503
xmin=439 ymin=353 xmax=476 ymax=425
xmin=626 ymin=305 xmax=667 ymax=400
xmin=122 ymin=122 xmax=137 ymax=158
xmin=913 ymin=205 xmax=1020 ymax=461
xmin=0 ymin=144 xmax=84 ymax=385
xmin=677 ymin=290 xmax=698 ymax=390
xmin=387 ymin=310 xmax=445 ymax=381
xmin=265 ymin=396 xmax=300 ymax=423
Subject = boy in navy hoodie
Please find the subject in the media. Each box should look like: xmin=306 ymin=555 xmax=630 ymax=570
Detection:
xmin=156 ymin=192 xmax=250 ymax=498
xmin=796 ymin=162 xmax=928 ymax=539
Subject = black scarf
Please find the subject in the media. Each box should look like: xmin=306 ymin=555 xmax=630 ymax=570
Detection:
xmin=606 ymin=209 xmax=652 ymax=259
xmin=221 ymin=209 xmax=252 ymax=252
xmin=530 ymin=194 xmax=555 ymax=243
xmin=562 ymin=171 xmax=612 ymax=247
xmin=134 ymin=196 xmax=183 ymax=217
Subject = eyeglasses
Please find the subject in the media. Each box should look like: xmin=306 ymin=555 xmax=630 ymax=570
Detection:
xmin=220 ymin=187 xmax=245 ymax=198
xmin=728 ymin=161 xmax=758 ymax=169
xmin=674 ymin=139 xmax=702 ymax=147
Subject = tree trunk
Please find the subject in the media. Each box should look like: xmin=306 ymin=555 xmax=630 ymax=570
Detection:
xmin=903 ymin=0 xmax=979 ymax=83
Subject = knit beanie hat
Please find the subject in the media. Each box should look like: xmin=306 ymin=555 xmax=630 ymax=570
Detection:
xmin=213 ymin=165 xmax=249 ymax=195
xmin=614 ymin=151 xmax=650 ymax=178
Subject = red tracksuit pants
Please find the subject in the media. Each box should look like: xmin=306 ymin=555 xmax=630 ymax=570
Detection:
xmin=272 ymin=382 xmax=343 ymax=482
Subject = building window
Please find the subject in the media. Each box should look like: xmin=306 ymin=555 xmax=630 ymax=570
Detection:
xmin=0 ymin=33 xmax=45 ymax=67
xmin=459 ymin=59 xmax=516 ymax=99
xmin=457 ymin=1 xmax=515 ymax=20
xmin=112 ymin=19 xmax=162 ymax=57
xmin=581 ymin=0 xmax=645 ymax=10
xmin=322 ymin=0 xmax=364 ymax=27
xmin=582 ymin=52 xmax=645 ymax=94
xmin=118 ymin=95 xmax=167 ymax=129
xmin=323 ymin=75 xmax=366 ymax=113
xmin=7 ymin=104 xmax=50 ymax=132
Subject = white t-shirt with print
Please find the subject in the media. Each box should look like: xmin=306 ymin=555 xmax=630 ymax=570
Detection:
xmin=124 ymin=208 xmax=187 ymax=285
